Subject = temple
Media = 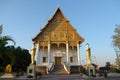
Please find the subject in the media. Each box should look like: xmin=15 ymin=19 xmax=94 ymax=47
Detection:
xmin=32 ymin=7 xmax=84 ymax=74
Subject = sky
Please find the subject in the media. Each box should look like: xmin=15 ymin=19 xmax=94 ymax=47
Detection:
xmin=0 ymin=0 xmax=120 ymax=66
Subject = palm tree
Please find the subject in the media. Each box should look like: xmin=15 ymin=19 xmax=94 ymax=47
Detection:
xmin=0 ymin=25 xmax=15 ymax=47
xmin=0 ymin=25 xmax=2 ymax=34
xmin=0 ymin=25 xmax=16 ymax=71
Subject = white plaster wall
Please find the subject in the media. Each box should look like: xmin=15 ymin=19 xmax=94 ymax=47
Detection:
xmin=69 ymin=48 xmax=79 ymax=65
xmin=36 ymin=48 xmax=41 ymax=66
xmin=36 ymin=46 xmax=80 ymax=66
xmin=36 ymin=47 xmax=45 ymax=66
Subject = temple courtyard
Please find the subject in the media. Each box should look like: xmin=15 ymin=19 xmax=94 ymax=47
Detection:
xmin=0 ymin=73 xmax=120 ymax=80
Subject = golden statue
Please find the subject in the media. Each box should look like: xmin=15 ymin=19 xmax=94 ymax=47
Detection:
xmin=85 ymin=43 xmax=91 ymax=64
xmin=31 ymin=44 xmax=36 ymax=64
xmin=6 ymin=64 xmax=12 ymax=72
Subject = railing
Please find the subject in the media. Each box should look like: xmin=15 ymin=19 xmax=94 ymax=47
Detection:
xmin=48 ymin=62 xmax=54 ymax=72
xmin=62 ymin=62 xmax=70 ymax=74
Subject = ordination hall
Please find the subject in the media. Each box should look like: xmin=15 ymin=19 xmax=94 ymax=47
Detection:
xmin=31 ymin=7 xmax=84 ymax=74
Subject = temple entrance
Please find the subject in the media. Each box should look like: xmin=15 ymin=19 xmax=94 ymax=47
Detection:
xmin=55 ymin=57 xmax=61 ymax=66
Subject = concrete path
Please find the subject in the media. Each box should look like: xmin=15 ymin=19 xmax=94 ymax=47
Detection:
xmin=0 ymin=73 xmax=120 ymax=80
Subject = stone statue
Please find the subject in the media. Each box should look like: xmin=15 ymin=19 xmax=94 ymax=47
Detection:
xmin=31 ymin=43 xmax=36 ymax=64
xmin=85 ymin=43 xmax=91 ymax=64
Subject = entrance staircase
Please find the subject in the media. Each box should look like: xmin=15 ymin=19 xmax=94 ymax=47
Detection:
xmin=50 ymin=65 xmax=68 ymax=75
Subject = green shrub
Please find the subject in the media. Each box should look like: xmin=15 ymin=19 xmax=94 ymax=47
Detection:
xmin=0 ymin=66 xmax=5 ymax=72
xmin=116 ymin=69 xmax=120 ymax=73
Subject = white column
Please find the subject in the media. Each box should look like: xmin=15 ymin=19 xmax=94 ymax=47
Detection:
xmin=66 ymin=41 xmax=69 ymax=63
xmin=35 ymin=42 xmax=39 ymax=66
xmin=77 ymin=41 xmax=80 ymax=65
xmin=48 ymin=41 xmax=50 ymax=65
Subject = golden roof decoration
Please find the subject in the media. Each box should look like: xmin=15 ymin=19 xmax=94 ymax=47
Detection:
xmin=32 ymin=6 xmax=84 ymax=43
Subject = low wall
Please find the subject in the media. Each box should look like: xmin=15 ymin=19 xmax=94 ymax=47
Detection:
xmin=35 ymin=66 xmax=47 ymax=74
xmin=70 ymin=66 xmax=80 ymax=73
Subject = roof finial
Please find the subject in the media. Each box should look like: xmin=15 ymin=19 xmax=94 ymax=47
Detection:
xmin=57 ymin=4 xmax=60 ymax=9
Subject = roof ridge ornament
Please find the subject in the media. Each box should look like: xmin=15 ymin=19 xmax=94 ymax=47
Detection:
xmin=57 ymin=4 xmax=60 ymax=8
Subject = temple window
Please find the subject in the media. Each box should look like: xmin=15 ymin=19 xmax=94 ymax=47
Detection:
xmin=70 ymin=57 xmax=73 ymax=63
xmin=43 ymin=57 xmax=47 ymax=63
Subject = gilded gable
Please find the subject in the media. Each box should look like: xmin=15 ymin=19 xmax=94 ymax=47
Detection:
xmin=32 ymin=7 xmax=84 ymax=43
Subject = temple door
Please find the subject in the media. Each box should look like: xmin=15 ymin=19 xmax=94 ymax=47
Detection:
xmin=55 ymin=57 xmax=61 ymax=66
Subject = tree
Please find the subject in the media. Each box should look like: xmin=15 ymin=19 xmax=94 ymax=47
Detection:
xmin=112 ymin=24 xmax=120 ymax=69
xmin=0 ymin=25 xmax=15 ymax=47
xmin=112 ymin=24 xmax=120 ymax=50
xmin=105 ymin=62 xmax=111 ymax=72
xmin=110 ymin=64 xmax=116 ymax=72
xmin=13 ymin=46 xmax=31 ymax=71
xmin=0 ymin=25 xmax=16 ymax=71
xmin=0 ymin=25 xmax=31 ymax=72
xmin=0 ymin=25 xmax=2 ymax=34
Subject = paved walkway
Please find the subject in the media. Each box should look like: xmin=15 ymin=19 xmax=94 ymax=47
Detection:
xmin=0 ymin=73 xmax=120 ymax=80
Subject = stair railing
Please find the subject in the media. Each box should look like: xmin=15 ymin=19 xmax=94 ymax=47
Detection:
xmin=62 ymin=62 xmax=70 ymax=74
xmin=49 ymin=62 xmax=55 ymax=72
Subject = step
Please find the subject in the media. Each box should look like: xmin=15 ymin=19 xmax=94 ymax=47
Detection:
xmin=50 ymin=65 xmax=68 ymax=74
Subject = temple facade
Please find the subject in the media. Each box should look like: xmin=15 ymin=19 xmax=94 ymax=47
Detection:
xmin=32 ymin=7 xmax=84 ymax=74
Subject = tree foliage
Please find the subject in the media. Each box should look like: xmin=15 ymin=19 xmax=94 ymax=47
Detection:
xmin=0 ymin=25 xmax=15 ymax=47
xmin=105 ymin=62 xmax=111 ymax=72
xmin=0 ymin=25 xmax=31 ymax=72
xmin=112 ymin=24 xmax=120 ymax=69
xmin=112 ymin=24 xmax=120 ymax=50
xmin=12 ymin=46 xmax=31 ymax=71
xmin=0 ymin=25 xmax=2 ymax=34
